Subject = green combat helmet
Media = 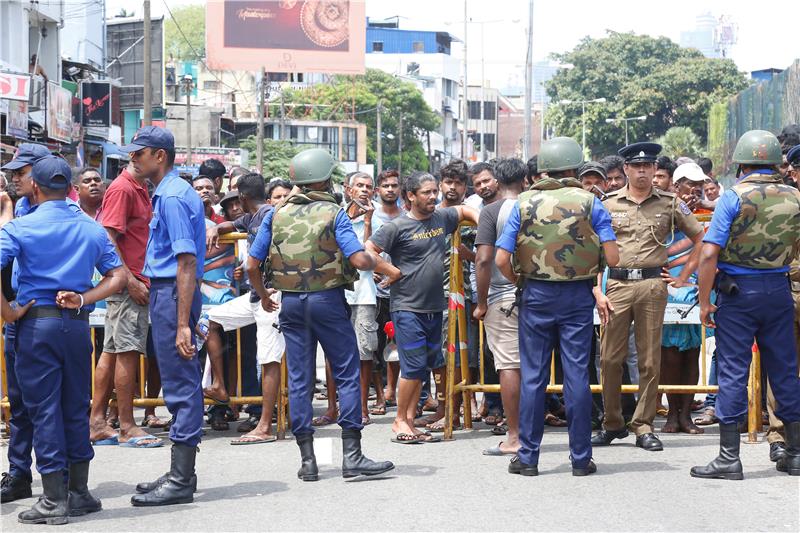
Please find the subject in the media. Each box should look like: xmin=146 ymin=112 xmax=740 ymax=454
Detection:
xmin=732 ymin=130 xmax=782 ymax=166
xmin=289 ymin=148 xmax=338 ymax=185
xmin=538 ymin=137 xmax=584 ymax=172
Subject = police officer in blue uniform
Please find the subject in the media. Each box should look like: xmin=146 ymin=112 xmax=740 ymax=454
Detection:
xmin=1 ymin=143 xmax=51 ymax=504
xmin=125 ymin=127 xmax=207 ymax=506
xmin=1 ymin=155 xmax=126 ymax=525
xmin=693 ymin=130 xmax=800 ymax=480
xmin=247 ymin=148 xmax=398 ymax=481
xmin=494 ymin=138 xmax=619 ymax=476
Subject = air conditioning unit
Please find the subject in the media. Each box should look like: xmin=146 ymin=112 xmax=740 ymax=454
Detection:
xmin=28 ymin=76 xmax=46 ymax=111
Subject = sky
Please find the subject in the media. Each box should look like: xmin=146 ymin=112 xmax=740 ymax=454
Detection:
xmin=103 ymin=0 xmax=800 ymax=89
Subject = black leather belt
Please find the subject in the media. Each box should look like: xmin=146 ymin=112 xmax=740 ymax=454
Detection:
xmin=608 ymin=267 xmax=662 ymax=281
xmin=20 ymin=305 xmax=89 ymax=322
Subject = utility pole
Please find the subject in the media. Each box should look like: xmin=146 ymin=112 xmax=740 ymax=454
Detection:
xmin=398 ymin=114 xmax=403 ymax=178
xmin=479 ymin=22 xmax=485 ymax=162
xmin=182 ymin=75 xmax=193 ymax=165
xmin=376 ymin=100 xmax=382 ymax=174
xmin=279 ymin=88 xmax=286 ymax=141
xmin=257 ymin=67 xmax=265 ymax=174
xmin=143 ymin=0 xmax=152 ymax=126
xmin=461 ymin=0 xmax=468 ymax=159
xmin=522 ymin=0 xmax=533 ymax=160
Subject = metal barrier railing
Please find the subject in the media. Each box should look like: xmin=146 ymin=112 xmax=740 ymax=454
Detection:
xmin=442 ymin=220 xmax=764 ymax=442
xmin=1 ymin=233 xmax=291 ymax=440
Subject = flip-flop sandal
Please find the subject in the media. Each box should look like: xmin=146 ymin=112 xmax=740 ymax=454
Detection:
xmin=91 ymin=435 xmax=119 ymax=446
xmin=384 ymin=399 xmax=397 ymax=408
xmin=416 ymin=433 xmax=442 ymax=443
xmin=312 ymin=415 xmax=336 ymax=427
xmin=391 ymin=433 xmax=422 ymax=444
xmin=492 ymin=424 xmax=508 ymax=436
xmin=414 ymin=415 xmax=440 ymax=428
xmin=694 ymin=409 xmax=719 ymax=426
xmin=656 ymin=407 xmax=669 ymax=417
xmin=141 ymin=415 xmax=169 ymax=429
xmin=482 ymin=442 xmax=516 ymax=456
xmin=484 ymin=414 xmax=503 ymax=425
xmin=369 ymin=405 xmax=387 ymax=416
xmin=230 ymin=435 xmax=277 ymax=445
xmin=427 ymin=421 xmax=462 ymax=433
xmin=545 ymin=413 xmax=568 ymax=427
xmin=203 ymin=389 xmax=230 ymax=405
xmin=119 ymin=435 xmax=163 ymax=448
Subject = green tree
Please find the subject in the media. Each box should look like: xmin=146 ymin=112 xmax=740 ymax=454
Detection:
xmin=544 ymin=31 xmax=749 ymax=157
xmin=164 ymin=4 xmax=205 ymax=60
xmin=276 ymin=69 xmax=440 ymax=173
xmin=238 ymin=138 xmax=345 ymax=184
xmin=657 ymin=127 xmax=704 ymax=159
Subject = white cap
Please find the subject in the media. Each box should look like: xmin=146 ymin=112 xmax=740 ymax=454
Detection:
xmin=674 ymin=162 xmax=707 ymax=183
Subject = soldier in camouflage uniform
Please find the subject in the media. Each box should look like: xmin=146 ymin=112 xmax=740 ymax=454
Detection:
xmin=693 ymin=131 xmax=800 ymax=480
xmin=765 ymin=144 xmax=800 ymax=464
xmin=247 ymin=149 xmax=400 ymax=482
xmin=495 ymin=137 xmax=619 ymax=477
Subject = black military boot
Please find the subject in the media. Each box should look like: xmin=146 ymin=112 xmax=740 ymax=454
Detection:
xmin=776 ymin=421 xmax=800 ymax=476
xmin=341 ymin=429 xmax=395 ymax=478
xmin=135 ymin=472 xmax=198 ymax=494
xmin=296 ymin=434 xmax=319 ymax=482
xmin=17 ymin=472 xmax=69 ymax=525
xmin=1 ymin=472 xmax=33 ymax=503
xmin=67 ymin=462 xmax=102 ymax=516
xmin=130 ymin=444 xmax=197 ymax=506
xmin=690 ymin=423 xmax=743 ymax=480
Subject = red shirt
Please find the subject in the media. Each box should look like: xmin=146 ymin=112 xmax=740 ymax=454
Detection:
xmin=101 ymin=169 xmax=152 ymax=285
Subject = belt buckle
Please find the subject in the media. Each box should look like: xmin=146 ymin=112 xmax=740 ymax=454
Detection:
xmin=628 ymin=268 xmax=643 ymax=280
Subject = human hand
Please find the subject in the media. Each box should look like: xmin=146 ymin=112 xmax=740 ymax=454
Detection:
xmin=128 ymin=277 xmax=150 ymax=305
xmin=3 ymin=299 xmax=35 ymax=322
xmin=700 ymin=301 xmax=717 ymax=329
xmin=594 ymin=290 xmax=615 ymax=325
xmin=206 ymin=226 xmax=220 ymax=249
xmin=176 ymin=325 xmax=196 ymax=359
xmin=56 ymin=291 xmax=83 ymax=309
xmin=261 ymin=289 xmax=280 ymax=313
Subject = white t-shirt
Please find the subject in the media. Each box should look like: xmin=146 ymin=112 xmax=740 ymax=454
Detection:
xmin=345 ymin=212 xmax=383 ymax=305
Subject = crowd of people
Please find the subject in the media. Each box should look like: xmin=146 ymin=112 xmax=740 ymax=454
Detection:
xmin=1 ymin=122 xmax=800 ymax=525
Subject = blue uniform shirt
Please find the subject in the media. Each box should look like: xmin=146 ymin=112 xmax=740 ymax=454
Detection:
xmin=496 ymin=196 xmax=616 ymax=253
xmin=11 ymin=196 xmax=83 ymax=291
xmin=703 ymin=171 xmax=789 ymax=276
xmin=143 ymin=169 xmax=206 ymax=279
xmin=249 ymin=208 xmax=364 ymax=262
xmin=0 ymin=201 xmax=121 ymax=309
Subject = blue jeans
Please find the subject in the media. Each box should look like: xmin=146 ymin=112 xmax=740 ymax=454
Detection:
xmin=4 ymin=323 xmax=33 ymax=481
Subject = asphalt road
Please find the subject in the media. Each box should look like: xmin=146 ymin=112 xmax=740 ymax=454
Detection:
xmin=2 ymin=401 xmax=799 ymax=532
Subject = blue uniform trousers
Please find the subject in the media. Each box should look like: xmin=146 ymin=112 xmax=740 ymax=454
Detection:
xmin=4 ymin=323 xmax=33 ymax=481
xmin=279 ymin=287 xmax=362 ymax=436
xmin=715 ymin=273 xmax=800 ymax=425
xmin=14 ymin=312 xmax=93 ymax=475
xmin=518 ymin=279 xmax=594 ymax=468
xmin=150 ymin=280 xmax=203 ymax=446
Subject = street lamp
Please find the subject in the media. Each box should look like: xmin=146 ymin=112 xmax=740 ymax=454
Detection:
xmin=605 ymin=115 xmax=647 ymax=145
xmin=557 ymin=97 xmax=606 ymax=156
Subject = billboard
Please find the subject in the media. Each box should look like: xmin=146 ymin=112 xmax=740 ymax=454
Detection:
xmin=47 ymin=82 xmax=73 ymax=143
xmin=5 ymin=100 xmax=28 ymax=138
xmin=0 ymin=72 xmax=31 ymax=102
xmin=106 ymin=17 xmax=164 ymax=109
xmin=206 ymin=0 xmax=365 ymax=74
xmin=81 ymin=81 xmax=112 ymax=127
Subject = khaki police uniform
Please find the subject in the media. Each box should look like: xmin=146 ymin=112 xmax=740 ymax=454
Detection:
xmin=600 ymin=185 xmax=703 ymax=435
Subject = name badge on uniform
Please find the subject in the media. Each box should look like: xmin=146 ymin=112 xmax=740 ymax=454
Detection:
xmin=610 ymin=212 xmax=627 ymax=219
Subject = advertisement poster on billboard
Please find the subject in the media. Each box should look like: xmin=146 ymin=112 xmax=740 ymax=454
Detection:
xmin=47 ymin=82 xmax=73 ymax=143
xmin=0 ymin=72 xmax=31 ymax=102
xmin=81 ymin=81 xmax=112 ymax=128
xmin=5 ymin=100 xmax=28 ymax=138
xmin=206 ymin=0 xmax=365 ymax=74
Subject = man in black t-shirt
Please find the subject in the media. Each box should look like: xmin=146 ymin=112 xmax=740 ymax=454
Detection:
xmin=368 ymin=171 xmax=478 ymax=443
xmin=204 ymin=173 xmax=286 ymax=444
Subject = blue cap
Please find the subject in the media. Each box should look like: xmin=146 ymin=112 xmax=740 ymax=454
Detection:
xmin=31 ymin=155 xmax=72 ymax=190
xmin=1 ymin=143 xmax=51 ymax=171
xmin=618 ymin=142 xmax=662 ymax=163
xmin=787 ymin=144 xmax=800 ymax=166
xmin=119 ymin=126 xmax=175 ymax=153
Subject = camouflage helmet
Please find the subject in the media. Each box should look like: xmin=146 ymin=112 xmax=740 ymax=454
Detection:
xmin=289 ymin=148 xmax=338 ymax=185
xmin=538 ymin=137 xmax=584 ymax=172
xmin=732 ymin=130 xmax=782 ymax=166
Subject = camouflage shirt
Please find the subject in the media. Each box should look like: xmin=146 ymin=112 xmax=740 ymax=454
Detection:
xmin=718 ymin=173 xmax=800 ymax=269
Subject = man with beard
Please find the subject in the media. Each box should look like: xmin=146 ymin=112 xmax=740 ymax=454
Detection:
xmin=600 ymin=155 xmax=627 ymax=193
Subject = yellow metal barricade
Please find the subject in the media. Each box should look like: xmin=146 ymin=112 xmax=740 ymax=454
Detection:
xmin=442 ymin=222 xmax=763 ymax=441
xmin=0 ymin=233 xmax=290 ymax=439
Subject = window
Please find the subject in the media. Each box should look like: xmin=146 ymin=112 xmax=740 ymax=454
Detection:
xmin=372 ymin=41 xmax=384 ymax=52
xmin=342 ymin=128 xmax=357 ymax=162
xmin=482 ymin=101 xmax=496 ymax=120
xmin=203 ymin=80 xmax=220 ymax=91
xmin=469 ymin=133 xmax=496 ymax=152
xmin=468 ymin=101 xmax=481 ymax=119
xmin=412 ymin=41 xmax=424 ymax=53
xmin=407 ymin=62 xmax=420 ymax=76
